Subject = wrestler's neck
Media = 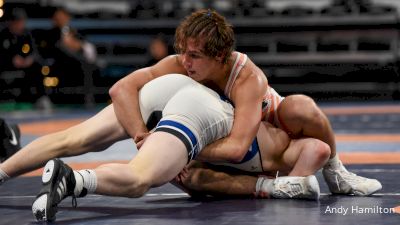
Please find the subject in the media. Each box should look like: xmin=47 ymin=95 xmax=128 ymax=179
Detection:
xmin=203 ymin=52 xmax=235 ymax=91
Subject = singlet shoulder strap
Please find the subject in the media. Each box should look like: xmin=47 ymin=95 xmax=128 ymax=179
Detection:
xmin=224 ymin=52 xmax=248 ymax=99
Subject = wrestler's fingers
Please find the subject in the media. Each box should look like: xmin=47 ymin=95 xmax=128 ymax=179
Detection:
xmin=182 ymin=166 xmax=189 ymax=176
xmin=179 ymin=167 xmax=190 ymax=180
xmin=134 ymin=132 xmax=151 ymax=144
xmin=136 ymin=139 xmax=145 ymax=149
xmin=174 ymin=175 xmax=182 ymax=183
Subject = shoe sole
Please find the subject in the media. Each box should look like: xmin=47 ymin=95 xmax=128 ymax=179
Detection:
xmin=353 ymin=180 xmax=382 ymax=196
xmin=306 ymin=175 xmax=320 ymax=200
xmin=32 ymin=159 xmax=59 ymax=222
xmin=323 ymin=169 xmax=382 ymax=196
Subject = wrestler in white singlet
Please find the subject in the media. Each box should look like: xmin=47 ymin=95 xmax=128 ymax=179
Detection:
xmin=139 ymin=73 xmax=267 ymax=172
xmin=139 ymin=74 xmax=234 ymax=160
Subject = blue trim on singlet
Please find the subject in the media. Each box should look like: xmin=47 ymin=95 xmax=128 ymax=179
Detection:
xmin=218 ymin=95 xmax=260 ymax=164
xmin=219 ymin=94 xmax=235 ymax=107
xmin=232 ymin=138 xmax=260 ymax=164
xmin=157 ymin=120 xmax=198 ymax=152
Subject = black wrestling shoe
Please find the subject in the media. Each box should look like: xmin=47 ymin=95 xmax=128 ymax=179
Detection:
xmin=32 ymin=159 xmax=77 ymax=222
xmin=0 ymin=119 xmax=21 ymax=162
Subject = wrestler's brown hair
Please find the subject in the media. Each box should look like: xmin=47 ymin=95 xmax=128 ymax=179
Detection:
xmin=174 ymin=9 xmax=235 ymax=64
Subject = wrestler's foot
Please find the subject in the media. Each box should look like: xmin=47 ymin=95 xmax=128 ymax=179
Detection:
xmin=271 ymin=175 xmax=320 ymax=200
xmin=323 ymin=160 xmax=382 ymax=196
xmin=257 ymin=175 xmax=320 ymax=200
xmin=32 ymin=159 xmax=77 ymax=222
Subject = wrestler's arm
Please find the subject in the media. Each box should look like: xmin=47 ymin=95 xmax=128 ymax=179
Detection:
xmin=196 ymin=74 xmax=265 ymax=162
xmin=175 ymin=161 xmax=258 ymax=198
xmin=109 ymin=55 xmax=187 ymax=139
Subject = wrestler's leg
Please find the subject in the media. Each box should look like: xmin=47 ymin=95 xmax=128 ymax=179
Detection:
xmin=94 ymin=131 xmax=188 ymax=197
xmin=276 ymin=94 xmax=336 ymax=157
xmin=177 ymin=122 xmax=326 ymax=199
xmin=280 ymin=138 xmax=330 ymax=176
xmin=178 ymin=161 xmax=256 ymax=198
xmin=32 ymin=131 xmax=189 ymax=221
xmin=0 ymin=105 xmax=129 ymax=179
xmin=276 ymin=95 xmax=382 ymax=196
xmin=257 ymin=121 xmax=330 ymax=176
xmin=2 ymin=74 xmax=196 ymax=183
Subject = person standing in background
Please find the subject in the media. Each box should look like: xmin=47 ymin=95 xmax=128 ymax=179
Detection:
xmin=145 ymin=34 xmax=170 ymax=67
xmin=0 ymin=8 xmax=47 ymax=105
xmin=42 ymin=7 xmax=98 ymax=105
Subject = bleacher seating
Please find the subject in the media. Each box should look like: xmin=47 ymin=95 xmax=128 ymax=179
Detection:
xmin=1 ymin=0 xmax=400 ymax=103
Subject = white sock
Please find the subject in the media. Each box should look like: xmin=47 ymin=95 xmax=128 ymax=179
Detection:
xmin=255 ymin=177 xmax=274 ymax=197
xmin=324 ymin=154 xmax=342 ymax=170
xmin=73 ymin=169 xmax=97 ymax=197
xmin=0 ymin=168 xmax=10 ymax=185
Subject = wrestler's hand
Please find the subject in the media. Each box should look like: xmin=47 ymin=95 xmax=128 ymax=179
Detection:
xmin=175 ymin=166 xmax=189 ymax=183
xmin=134 ymin=132 xmax=151 ymax=150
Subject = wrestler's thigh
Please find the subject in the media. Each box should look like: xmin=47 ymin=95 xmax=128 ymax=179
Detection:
xmin=278 ymin=138 xmax=318 ymax=172
xmin=64 ymin=104 xmax=129 ymax=154
xmin=256 ymin=121 xmax=291 ymax=171
xmin=128 ymin=131 xmax=188 ymax=187
xmin=276 ymin=94 xmax=317 ymax=137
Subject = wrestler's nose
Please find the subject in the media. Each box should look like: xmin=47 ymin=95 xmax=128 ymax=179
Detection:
xmin=182 ymin=53 xmax=191 ymax=69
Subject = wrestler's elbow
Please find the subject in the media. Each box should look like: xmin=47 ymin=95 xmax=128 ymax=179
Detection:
xmin=109 ymin=80 xmax=123 ymax=100
xmin=109 ymin=79 xmax=137 ymax=101
xmin=229 ymin=143 xmax=249 ymax=163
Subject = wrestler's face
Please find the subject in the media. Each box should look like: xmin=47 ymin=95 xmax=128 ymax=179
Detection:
xmin=181 ymin=38 xmax=222 ymax=82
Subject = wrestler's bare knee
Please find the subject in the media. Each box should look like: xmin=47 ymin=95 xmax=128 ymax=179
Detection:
xmin=279 ymin=95 xmax=325 ymax=134
xmin=303 ymin=139 xmax=331 ymax=164
xmin=282 ymin=95 xmax=319 ymax=118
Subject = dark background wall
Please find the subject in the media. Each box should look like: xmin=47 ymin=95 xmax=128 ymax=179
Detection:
xmin=1 ymin=0 xmax=400 ymax=106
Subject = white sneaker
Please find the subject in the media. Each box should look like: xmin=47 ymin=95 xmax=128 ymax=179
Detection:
xmin=270 ymin=175 xmax=320 ymax=200
xmin=322 ymin=161 xmax=382 ymax=196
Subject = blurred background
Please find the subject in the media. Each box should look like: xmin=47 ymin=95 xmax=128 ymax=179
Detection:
xmin=1 ymin=0 xmax=400 ymax=111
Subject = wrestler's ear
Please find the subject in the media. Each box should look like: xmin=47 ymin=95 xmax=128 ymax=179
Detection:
xmin=215 ymin=53 xmax=225 ymax=63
